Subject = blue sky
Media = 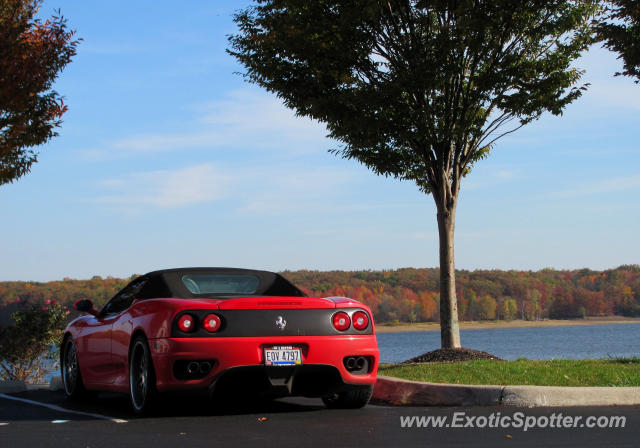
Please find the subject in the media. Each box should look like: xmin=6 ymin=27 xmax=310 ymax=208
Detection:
xmin=1 ymin=1 xmax=639 ymax=281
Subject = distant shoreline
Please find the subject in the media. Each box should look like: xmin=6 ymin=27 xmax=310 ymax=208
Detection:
xmin=375 ymin=316 xmax=640 ymax=333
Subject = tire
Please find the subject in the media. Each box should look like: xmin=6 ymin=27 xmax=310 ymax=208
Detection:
xmin=129 ymin=336 xmax=157 ymax=415
xmin=61 ymin=337 xmax=88 ymax=399
xmin=322 ymin=385 xmax=374 ymax=409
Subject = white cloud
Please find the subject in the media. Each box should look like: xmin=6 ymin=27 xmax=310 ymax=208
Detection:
xmin=235 ymin=167 xmax=356 ymax=216
xmin=554 ymin=173 xmax=640 ymax=198
xmin=96 ymin=164 xmax=230 ymax=208
xmin=200 ymin=90 xmax=326 ymax=136
xmin=92 ymin=162 xmax=366 ymax=216
xmin=495 ymin=169 xmax=517 ymax=179
xmin=112 ymin=133 xmax=217 ymax=153
xmin=84 ymin=89 xmax=331 ymax=158
xmin=464 ymin=167 xmax=520 ymax=190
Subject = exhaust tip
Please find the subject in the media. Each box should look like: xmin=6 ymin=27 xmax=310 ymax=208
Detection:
xmin=344 ymin=356 xmax=369 ymax=374
xmin=200 ymin=361 xmax=212 ymax=374
xmin=174 ymin=359 xmax=216 ymax=380
xmin=187 ymin=361 xmax=199 ymax=374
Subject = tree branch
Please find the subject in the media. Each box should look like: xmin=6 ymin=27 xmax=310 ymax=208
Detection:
xmin=478 ymin=122 xmax=526 ymax=149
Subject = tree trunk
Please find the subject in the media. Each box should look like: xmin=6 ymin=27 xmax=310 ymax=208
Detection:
xmin=436 ymin=202 xmax=461 ymax=349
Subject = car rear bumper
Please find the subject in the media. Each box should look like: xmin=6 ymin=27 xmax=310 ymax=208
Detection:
xmin=149 ymin=335 xmax=379 ymax=393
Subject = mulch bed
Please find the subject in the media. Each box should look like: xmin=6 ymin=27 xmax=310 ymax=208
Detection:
xmin=404 ymin=347 xmax=503 ymax=363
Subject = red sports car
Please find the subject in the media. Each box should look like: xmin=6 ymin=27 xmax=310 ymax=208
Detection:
xmin=61 ymin=268 xmax=379 ymax=413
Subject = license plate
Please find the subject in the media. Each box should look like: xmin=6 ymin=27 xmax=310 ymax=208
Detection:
xmin=264 ymin=346 xmax=302 ymax=366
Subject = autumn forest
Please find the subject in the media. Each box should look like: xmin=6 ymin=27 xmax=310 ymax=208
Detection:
xmin=1 ymin=266 xmax=639 ymax=326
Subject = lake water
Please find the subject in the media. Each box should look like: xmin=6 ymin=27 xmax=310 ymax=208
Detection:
xmin=377 ymin=323 xmax=640 ymax=363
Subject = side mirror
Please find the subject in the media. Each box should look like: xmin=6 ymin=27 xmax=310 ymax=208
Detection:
xmin=74 ymin=299 xmax=98 ymax=316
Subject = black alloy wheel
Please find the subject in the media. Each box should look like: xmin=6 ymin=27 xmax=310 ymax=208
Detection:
xmin=129 ymin=336 xmax=156 ymax=414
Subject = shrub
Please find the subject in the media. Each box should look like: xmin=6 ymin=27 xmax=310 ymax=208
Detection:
xmin=0 ymin=301 xmax=68 ymax=383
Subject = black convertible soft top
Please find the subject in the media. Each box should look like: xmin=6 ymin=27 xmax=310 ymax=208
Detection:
xmin=142 ymin=267 xmax=307 ymax=299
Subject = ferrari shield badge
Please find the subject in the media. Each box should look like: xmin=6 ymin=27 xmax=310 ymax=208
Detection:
xmin=275 ymin=316 xmax=287 ymax=331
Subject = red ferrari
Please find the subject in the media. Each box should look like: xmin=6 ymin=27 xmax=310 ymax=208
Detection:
xmin=61 ymin=268 xmax=379 ymax=413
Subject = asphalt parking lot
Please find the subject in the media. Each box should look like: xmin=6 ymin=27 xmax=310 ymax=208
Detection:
xmin=1 ymin=389 xmax=638 ymax=447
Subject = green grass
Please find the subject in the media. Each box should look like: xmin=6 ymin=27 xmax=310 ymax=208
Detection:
xmin=378 ymin=358 xmax=640 ymax=387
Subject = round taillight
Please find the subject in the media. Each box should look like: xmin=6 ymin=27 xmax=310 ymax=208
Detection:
xmin=203 ymin=314 xmax=221 ymax=332
xmin=178 ymin=314 xmax=196 ymax=332
xmin=352 ymin=311 xmax=369 ymax=330
xmin=332 ymin=311 xmax=351 ymax=331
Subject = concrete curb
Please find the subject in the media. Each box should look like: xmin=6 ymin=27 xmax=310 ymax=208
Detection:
xmin=373 ymin=376 xmax=640 ymax=407
xmin=50 ymin=376 xmax=63 ymax=392
xmin=0 ymin=376 xmax=63 ymax=393
xmin=0 ymin=381 xmax=27 ymax=393
xmin=501 ymin=385 xmax=640 ymax=406
xmin=372 ymin=376 xmax=503 ymax=406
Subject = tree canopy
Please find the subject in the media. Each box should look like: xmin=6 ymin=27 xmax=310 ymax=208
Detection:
xmin=229 ymin=1 xmax=597 ymax=194
xmin=0 ymin=0 xmax=79 ymax=185
xmin=598 ymin=0 xmax=640 ymax=82
xmin=229 ymin=0 xmax=599 ymax=348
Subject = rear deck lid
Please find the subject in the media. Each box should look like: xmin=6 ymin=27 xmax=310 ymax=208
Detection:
xmin=217 ymin=296 xmax=335 ymax=309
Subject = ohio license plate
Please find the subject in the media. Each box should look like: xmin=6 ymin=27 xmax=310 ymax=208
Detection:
xmin=264 ymin=346 xmax=302 ymax=366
